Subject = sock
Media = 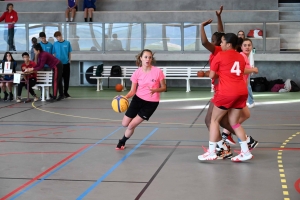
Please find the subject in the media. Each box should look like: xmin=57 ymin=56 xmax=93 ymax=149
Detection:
xmin=120 ymin=135 xmax=129 ymax=143
xmin=240 ymin=141 xmax=250 ymax=155
xmin=217 ymin=140 xmax=228 ymax=150
xmin=66 ymin=18 xmax=68 ymax=22
xmin=90 ymin=18 xmax=93 ymax=22
xmin=70 ymin=18 xmax=73 ymax=22
xmin=84 ymin=18 xmax=87 ymax=22
xmin=209 ymin=141 xmax=217 ymax=153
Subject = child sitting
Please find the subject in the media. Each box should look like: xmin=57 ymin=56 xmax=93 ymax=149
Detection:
xmin=16 ymin=52 xmax=39 ymax=102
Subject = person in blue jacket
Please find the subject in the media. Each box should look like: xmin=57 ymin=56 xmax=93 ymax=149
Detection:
xmin=83 ymin=0 xmax=96 ymax=22
xmin=1 ymin=52 xmax=17 ymax=101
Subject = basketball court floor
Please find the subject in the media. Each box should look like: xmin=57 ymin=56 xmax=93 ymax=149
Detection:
xmin=0 ymin=87 xmax=299 ymax=200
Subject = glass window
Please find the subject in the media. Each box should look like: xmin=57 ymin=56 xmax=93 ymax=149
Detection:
xmin=184 ymin=23 xmax=212 ymax=51
xmin=104 ymin=23 xmax=141 ymax=51
xmin=66 ymin=23 xmax=102 ymax=51
xmin=28 ymin=23 xmax=62 ymax=49
xmin=144 ymin=23 xmax=181 ymax=51
xmin=0 ymin=24 xmax=26 ymax=52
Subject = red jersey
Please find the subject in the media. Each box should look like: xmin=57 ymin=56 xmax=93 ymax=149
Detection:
xmin=210 ymin=49 xmax=247 ymax=96
xmin=0 ymin=10 xmax=18 ymax=29
xmin=209 ymin=46 xmax=222 ymax=66
xmin=21 ymin=61 xmax=37 ymax=79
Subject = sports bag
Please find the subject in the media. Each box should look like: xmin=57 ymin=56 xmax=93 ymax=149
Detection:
xmin=95 ymin=64 xmax=103 ymax=76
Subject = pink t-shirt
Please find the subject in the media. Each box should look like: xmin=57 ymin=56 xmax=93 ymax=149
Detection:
xmin=240 ymin=52 xmax=251 ymax=83
xmin=131 ymin=66 xmax=165 ymax=102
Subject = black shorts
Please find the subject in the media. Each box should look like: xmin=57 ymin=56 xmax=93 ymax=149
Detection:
xmin=125 ymin=95 xmax=159 ymax=121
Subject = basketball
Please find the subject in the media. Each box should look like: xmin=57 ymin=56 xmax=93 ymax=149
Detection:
xmin=197 ymin=70 xmax=205 ymax=77
xmin=205 ymin=70 xmax=210 ymax=77
xmin=111 ymin=95 xmax=129 ymax=113
xmin=115 ymin=84 xmax=123 ymax=92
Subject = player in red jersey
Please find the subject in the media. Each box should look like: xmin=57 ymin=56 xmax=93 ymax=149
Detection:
xmin=201 ymin=6 xmax=234 ymax=159
xmin=198 ymin=33 xmax=254 ymax=162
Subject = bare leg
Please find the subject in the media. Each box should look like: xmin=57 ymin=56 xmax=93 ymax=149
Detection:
xmin=84 ymin=8 xmax=88 ymax=18
xmin=122 ymin=115 xmax=144 ymax=138
xmin=210 ymin=106 xmax=228 ymax=142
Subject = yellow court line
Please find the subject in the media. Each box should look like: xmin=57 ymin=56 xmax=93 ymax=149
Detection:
xmin=277 ymin=131 xmax=300 ymax=200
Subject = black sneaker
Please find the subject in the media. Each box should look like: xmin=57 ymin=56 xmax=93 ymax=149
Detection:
xmin=248 ymin=136 xmax=258 ymax=150
xmin=56 ymin=96 xmax=64 ymax=101
xmin=64 ymin=93 xmax=71 ymax=98
xmin=46 ymin=98 xmax=56 ymax=103
xmin=115 ymin=140 xmax=125 ymax=150
xmin=3 ymin=92 xmax=8 ymax=101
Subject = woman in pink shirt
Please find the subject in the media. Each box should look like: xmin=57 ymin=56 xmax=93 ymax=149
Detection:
xmin=116 ymin=49 xmax=166 ymax=150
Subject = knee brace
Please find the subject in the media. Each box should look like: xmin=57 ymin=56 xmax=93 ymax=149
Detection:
xmin=231 ymin=123 xmax=241 ymax=129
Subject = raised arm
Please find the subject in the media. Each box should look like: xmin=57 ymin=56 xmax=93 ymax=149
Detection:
xmin=216 ymin=5 xmax=224 ymax=33
xmin=200 ymin=19 xmax=215 ymax=53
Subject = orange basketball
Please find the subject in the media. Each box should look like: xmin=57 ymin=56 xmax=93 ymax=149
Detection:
xmin=115 ymin=84 xmax=123 ymax=92
xmin=205 ymin=70 xmax=210 ymax=77
xmin=197 ymin=70 xmax=205 ymax=77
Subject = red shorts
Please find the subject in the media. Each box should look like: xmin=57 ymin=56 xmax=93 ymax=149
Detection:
xmin=212 ymin=94 xmax=247 ymax=109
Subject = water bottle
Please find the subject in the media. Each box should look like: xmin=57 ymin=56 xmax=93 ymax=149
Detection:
xmin=252 ymin=47 xmax=256 ymax=54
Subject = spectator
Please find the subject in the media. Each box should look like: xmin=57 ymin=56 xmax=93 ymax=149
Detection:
xmin=38 ymin=32 xmax=53 ymax=98
xmin=53 ymin=31 xmax=72 ymax=98
xmin=30 ymin=37 xmax=38 ymax=61
xmin=0 ymin=3 xmax=18 ymax=51
xmin=83 ymin=0 xmax=96 ymax=22
xmin=110 ymin=33 xmax=123 ymax=51
xmin=65 ymin=0 xmax=77 ymax=22
xmin=90 ymin=46 xmax=98 ymax=51
xmin=103 ymin=34 xmax=111 ymax=51
xmin=1 ymin=52 xmax=16 ymax=101
xmin=17 ymin=52 xmax=39 ymax=103
xmin=237 ymin=30 xmax=255 ymax=108
xmin=26 ymin=43 xmax=64 ymax=102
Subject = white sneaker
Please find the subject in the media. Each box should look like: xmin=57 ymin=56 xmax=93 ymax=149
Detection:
xmin=32 ymin=86 xmax=39 ymax=90
xmin=247 ymin=103 xmax=255 ymax=108
xmin=198 ymin=148 xmax=217 ymax=161
xmin=33 ymin=96 xmax=39 ymax=102
xmin=16 ymin=97 xmax=21 ymax=103
xmin=231 ymin=152 xmax=253 ymax=162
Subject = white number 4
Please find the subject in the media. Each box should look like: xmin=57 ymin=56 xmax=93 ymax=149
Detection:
xmin=230 ymin=61 xmax=241 ymax=76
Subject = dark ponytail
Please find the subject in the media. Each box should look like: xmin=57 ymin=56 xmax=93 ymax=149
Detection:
xmin=33 ymin=43 xmax=44 ymax=52
xmin=223 ymin=33 xmax=239 ymax=49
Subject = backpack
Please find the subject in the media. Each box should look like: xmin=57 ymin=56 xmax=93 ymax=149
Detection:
xmin=108 ymin=65 xmax=122 ymax=88
xmin=110 ymin=65 xmax=122 ymax=77
xmin=95 ymin=64 xmax=103 ymax=76
xmin=290 ymin=80 xmax=300 ymax=92
xmin=250 ymin=77 xmax=268 ymax=92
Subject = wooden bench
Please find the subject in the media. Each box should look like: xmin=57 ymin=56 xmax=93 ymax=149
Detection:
xmin=13 ymin=71 xmax=52 ymax=101
xmin=90 ymin=66 xmax=212 ymax=92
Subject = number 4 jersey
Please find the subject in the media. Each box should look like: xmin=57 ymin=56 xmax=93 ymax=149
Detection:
xmin=210 ymin=49 xmax=247 ymax=96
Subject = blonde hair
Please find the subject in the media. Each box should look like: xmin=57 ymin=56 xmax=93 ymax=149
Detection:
xmin=135 ymin=49 xmax=156 ymax=67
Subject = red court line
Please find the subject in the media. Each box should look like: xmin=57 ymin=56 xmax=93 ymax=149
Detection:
xmin=0 ymin=152 xmax=73 ymax=156
xmin=0 ymin=126 xmax=65 ymax=137
xmin=0 ymin=144 xmax=89 ymax=200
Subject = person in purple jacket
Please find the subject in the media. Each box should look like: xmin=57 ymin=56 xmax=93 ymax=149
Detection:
xmin=26 ymin=44 xmax=64 ymax=102
xmin=83 ymin=0 xmax=96 ymax=22
xmin=65 ymin=0 xmax=77 ymax=22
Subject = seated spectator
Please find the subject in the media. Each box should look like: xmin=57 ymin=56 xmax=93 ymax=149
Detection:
xmin=1 ymin=51 xmax=16 ymax=101
xmin=65 ymin=0 xmax=77 ymax=22
xmin=71 ymin=35 xmax=80 ymax=51
xmin=16 ymin=52 xmax=39 ymax=103
xmin=30 ymin=37 xmax=38 ymax=61
xmin=90 ymin=46 xmax=98 ymax=51
xmin=110 ymin=33 xmax=123 ymax=51
xmin=83 ymin=0 xmax=96 ymax=22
